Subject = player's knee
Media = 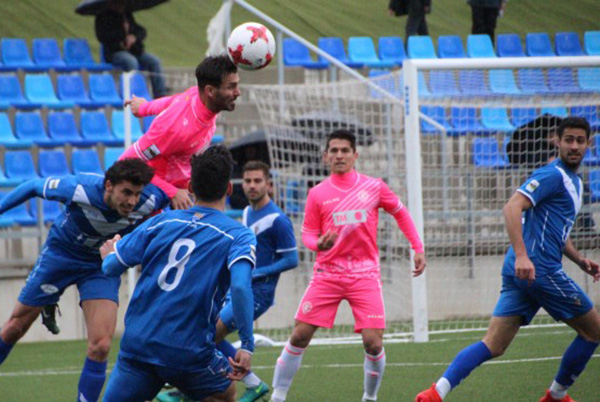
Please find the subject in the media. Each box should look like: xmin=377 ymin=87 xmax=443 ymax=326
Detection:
xmin=87 ymin=337 xmax=112 ymax=360
xmin=363 ymin=338 xmax=383 ymax=355
xmin=289 ymin=330 xmax=311 ymax=349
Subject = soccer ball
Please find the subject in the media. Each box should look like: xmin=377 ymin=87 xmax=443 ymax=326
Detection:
xmin=227 ymin=22 xmax=276 ymax=70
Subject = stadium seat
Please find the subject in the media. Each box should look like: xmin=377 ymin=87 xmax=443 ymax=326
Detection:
xmin=0 ymin=165 xmax=22 ymax=187
xmin=143 ymin=115 xmax=156 ymax=132
xmin=348 ymin=37 xmax=395 ymax=68
xmin=0 ymin=74 xmax=40 ymax=109
xmin=120 ymin=72 xmax=153 ymax=100
xmin=15 ymin=112 xmax=62 ymax=148
xmin=4 ymin=150 xmax=39 ymax=182
xmin=282 ymin=38 xmax=328 ymax=69
xmin=555 ymin=32 xmax=584 ymax=56
xmin=378 ymin=36 xmax=406 ymax=66
xmin=429 ymin=70 xmax=460 ymax=96
xmin=472 ymin=137 xmax=508 ymax=168
xmin=458 ymin=70 xmax=491 ymax=96
xmin=24 ymin=74 xmax=75 ymax=109
xmin=407 ymin=36 xmax=437 ymax=59
xmin=111 ymin=110 xmax=143 ymax=142
xmin=467 ymin=35 xmax=497 ymax=58
xmin=211 ymin=135 xmax=224 ymax=145
xmin=481 ymin=108 xmax=515 ymax=132
xmin=368 ymin=70 xmax=399 ymax=99
xmin=450 ymin=107 xmax=487 ymax=136
xmin=63 ymin=38 xmax=113 ymax=71
xmin=39 ymin=200 xmax=63 ymax=225
xmin=32 ymin=38 xmax=77 ymax=72
xmin=437 ymin=35 xmax=466 ymax=59
xmin=89 ymin=73 xmax=123 ymax=107
xmin=420 ymin=106 xmax=452 ymax=134
xmin=578 ymin=67 xmax=600 ymax=91
xmin=589 ymin=169 xmax=600 ymax=202
xmin=0 ymin=191 xmax=36 ymax=226
xmin=417 ymin=71 xmax=432 ymax=97
xmin=1 ymin=38 xmax=44 ymax=71
xmin=103 ymin=147 xmax=124 ymax=170
xmin=547 ymin=68 xmax=583 ymax=93
xmin=584 ymin=31 xmax=600 ymax=55
xmin=571 ymin=105 xmax=600 ymax=131
xmin=39 ymin=150 xmax=70 ymax=177
xmin=0 ymin=112 xmax=32 ymax=149
xmin=489 ymin=69 xmax=521 ymax=95
xmin=496 ymin=34 xmax=525 ymax=57
xmin=72 ymin=149 xmax=104 ymax=174
xmin=57 ymin=74 xmax=104 ymax=108
xmin=284 ymin=180 xmax=302 ymax=215
xmin=517 ymin=69 xmax=550 ymax=94
xmin=526 ymin=33 xmax=555 ymax=57
xmin=48 ymin=111 xmax=96 ymax=147
xmin=540 ymin=106 xmax=568 ymax=118
xmin=80 ymin=111 xmax=122 ymax=146
xmin=317 ymin=37 xmax=363 ymax=68
xmin=510 ymin=108 xmax=537 ymax=126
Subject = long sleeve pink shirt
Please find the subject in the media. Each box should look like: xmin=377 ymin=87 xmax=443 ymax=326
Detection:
xmin=119 ymin=86 xmax=218 ymax=198
xmin=301 ymin=170 xmax=423 ymax=279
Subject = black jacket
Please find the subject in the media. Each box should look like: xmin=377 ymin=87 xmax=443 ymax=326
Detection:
xmin=95 ymin=10 xmax=146 ymax=61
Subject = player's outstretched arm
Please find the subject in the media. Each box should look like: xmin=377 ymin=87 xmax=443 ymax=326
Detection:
xmin=252 ymin=250 xmax=299 ymax=280
xmin=130 ymin=92 xmax=179 ymax=117
xmin=504 ymin=192 xmax=536 ymax=284
xmin=564 ymin=238 xmax=600 ymax=283
xmin=0 ymin=178 xmax=50 ymax=214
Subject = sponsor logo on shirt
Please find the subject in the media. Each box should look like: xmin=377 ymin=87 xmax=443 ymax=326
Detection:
xmin=333 ymin=209 xmax=367 ymax=226
xmin=525 ymin=179 xmax=540 ymax=193
xmin=323 ymin=197 xmax=340 ymax=206
xmin=40 ymin=284 xmax=59 ymax=295
xmin=48 ymin=179 xmax=60 ymax=189
xmin=142 ymin=144 xmax=161 ymax=160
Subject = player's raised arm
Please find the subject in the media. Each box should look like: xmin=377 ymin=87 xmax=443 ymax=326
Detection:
xmin=126 ymin=92 xmax=178 ymax=117
xmin=0 ymin=176 xmax=76 ymax=214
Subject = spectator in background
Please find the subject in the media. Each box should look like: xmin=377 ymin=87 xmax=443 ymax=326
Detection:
xmin=389 ymin=0 xmax=431 ymax=38
xmin=95 ymin=0 xmax=167 ymax=98
xmin=468 ymin=0 xmax=508 ymax=45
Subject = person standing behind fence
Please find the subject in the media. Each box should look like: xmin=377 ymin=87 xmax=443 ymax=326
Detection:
xmin=467 ymin=0 xmax=508 ymax=45
xmin=389 ymin=0 xmax=431 ymax=37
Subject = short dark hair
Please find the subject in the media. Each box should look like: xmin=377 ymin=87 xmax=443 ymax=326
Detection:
xmin=195 ymin=55 xmax=238 ymax=90
xmin=558 ymin=116 xmax=591 ymax=139
xmin=326 ymin=129 xmax=356 ymax=152
xmin=190 ymin=145 xmax=233 ymax=202
xmin=104 ymin=158 xmax=154 ymax=187
xmin=242 ymin=161 xmax=270 ymax=178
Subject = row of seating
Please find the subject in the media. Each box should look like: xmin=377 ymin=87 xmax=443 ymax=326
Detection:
xmin=420 ymin=106 xmax=600 ymax=136
xmin=0 ymin=38 xmax=111 ymax=72
xmin=0 ymin=72 xmax=151 ymax=110
xmin=369 ymin=67 xmax=600 ymax=98
xmin=0 ymin=110 xmax=151 ymax=148
xmin=284 ymin=31 xmax=600 ymax=69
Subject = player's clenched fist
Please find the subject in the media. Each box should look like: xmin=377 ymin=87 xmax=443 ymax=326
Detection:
xmin=317 ymin=230 xmax=338 ymax=251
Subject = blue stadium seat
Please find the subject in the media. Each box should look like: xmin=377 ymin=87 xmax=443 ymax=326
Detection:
xmin=378 ymin=36 xmax=406 ymax=66
xmin=571 ymin=105 xmax=600 ymax=131
xmin=481 ymin=108 xmax=515 ymax=132
xmin=348 ymin=37 xmax=395 ymax=68
xmin=57 ymin=74 xmax=103 ymax=109
xmin=589 ymin=169 xmax=600 ymax=202
xmin=368 ymin=70 xmax=399 ymax=99
xmin=15 ymin=112 xmax=62 ymax=148
xmin=429 ymin=70 xmax=460 ymax=96
xmin=437 ymin=35 xmax=466 ymax=58
xmin=555 ymin=32 xmax=584 ymax=56
xmin=417 ymin=71 xmax=432 ymax=97
xmin=284 ymin=180 xmax=302 ymax=215
xmin=496 ymin=34 xmax=525 ymax=57
xmin=39 ymin=200 xmax=63 ymax=225
xmin=510 ymin=108 xmax=537 ymax=126
xmin=282 ymin=38 xmax=328 ymax=69
xmin=1 ymin=38 xmax=44 ymax=71
xmin=489 ymin=69 xmax=521 ymax=95
xmin=548 ymin=68 xmax=583 ymax=93
xmin=317 ymin=37 xmax=363 ymax=68
xmin=420 ymin=106 xmax=452 ymax=134
xmin=584 ymin=135 xmax=600 ymax=166
xmin=450 ymin=107 xmax=487 ymax=136
xmin=526 ymin=33 xmax=555 ymax=57
xmin=103 ymin=147 xmax=124 ymax=170
xmin=72 ymin=149 xmax=104 ymax=174
xmin=111 ymin=110 xmax=143 ymax=142
xmin=4 ymin=150 xmax=39 ymax=182
xmin=472 ymin=137 xmax=508 ymax=168
xmin=517 ymin=69 xmax=550 ymax=94
xmin=0 ymin=75 xmax=40 ymax=109
xmin=32 ymin=38 xmax=77 ymax=72
xmin=48 ymin=111 xmax=96 ymax=147
xmin=39 ymin=150 xmax=70 ymax=177
xmin=578 ymin=68 xmax=600 ymax=91
xmin=143 ymin=115 xmax=156 ymax=133
xmin=24 ymin=74 xmax=74 ymax=109
xmin=541 ymin=106 xmax=568 ymax=117
xmin=584 ymin=31 xmax=600 ymax=55
xmin=467 ymin=35 xmax=496 ymax=58
xmin=407 ymin=36 xmax=437 ymax=59
xmin=459 ymin=70 xmax=491 ymax=96
xmin=0 ymin=112 xmax=32 ymax=149
xmin=63 ymin=38 xmax=113 ymax=71
xmin=80 ymin=111 xmax=122 ymax=146
xmin=211 ymin=135 xmax=224 ymax=145
xmin=0 ymin=165 xmax=22 ymax=187
xmin=120 ymin=72 xmax=153 ymax=100
xmin=0 ymin=191 xmax=36 ymax=226
xmin=89 ymin=73 xmax=123 ymax=107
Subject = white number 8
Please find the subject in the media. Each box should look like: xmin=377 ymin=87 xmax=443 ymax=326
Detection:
xmin=157 ymin=238 xmax=196 ymax=291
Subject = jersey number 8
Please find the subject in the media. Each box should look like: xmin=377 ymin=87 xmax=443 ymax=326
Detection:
xmin=157 ymin=238 xmax=196 ymax=291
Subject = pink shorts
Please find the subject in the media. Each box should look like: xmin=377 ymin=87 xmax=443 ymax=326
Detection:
xmin=295 ymin=275 xmax=385 ymax=333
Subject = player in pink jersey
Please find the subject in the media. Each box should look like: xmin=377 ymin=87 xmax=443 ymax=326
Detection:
xmin=270 ymin=130 xmax=426 ymax=402
xmin=122 ymin=55 xmax=240 ymax=210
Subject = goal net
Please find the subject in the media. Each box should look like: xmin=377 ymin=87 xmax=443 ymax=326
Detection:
xmin=246 ymin=56 xmax=600 ymax=344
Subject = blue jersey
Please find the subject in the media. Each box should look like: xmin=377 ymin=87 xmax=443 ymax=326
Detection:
xmin=0 ymin=174 xmax=169 ymax=263
xmin=242 ymin=200 xmax=297 ymax=288
xmin=112 ymin=206 xmax=256 ymax=369
xmin=503 ymin=159 xmax=583 ymax=276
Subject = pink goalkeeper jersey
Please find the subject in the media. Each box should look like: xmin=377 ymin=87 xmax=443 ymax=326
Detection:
xmin=119 ymin=86 xmax=218 ymax=198
xmin=302 ymin=170 xmax=421 ymax=279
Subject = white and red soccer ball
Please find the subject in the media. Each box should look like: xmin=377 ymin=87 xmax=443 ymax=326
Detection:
xmin=227 ymin=22 xmax=276 ymax=70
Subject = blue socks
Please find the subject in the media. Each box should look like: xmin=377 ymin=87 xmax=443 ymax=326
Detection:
xmin=77 ymin=357 xmax=107 ymax=402
xmin=217 ymin=339 xmax=238 ymax=360
xmin=442 ymin=341 xmax=493 ymax=388
xmin=555 ymin=335 xmax=599 ymax=387
xmin=0 ymin=336 xmax=14 ymax=365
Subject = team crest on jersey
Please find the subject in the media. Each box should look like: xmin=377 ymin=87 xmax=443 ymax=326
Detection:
xmin=358 ymin=190 xmax=369 ymax=202
xmin=525 ymin=179 xmax=540 ymax=193
xmin=40 ymin=284 xmax=59 ymax=295
xmin=569 ymin=293 xmax=581 ymax=306
xmin=192 ymin=212 xmax=205 ymax=224
xmin=302 ymin=301 xmax=312 ymax=314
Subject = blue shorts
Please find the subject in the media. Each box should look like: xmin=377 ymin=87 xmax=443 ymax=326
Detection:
xmin=493 ymin=272 xmax=594 ymax=325
xmin=103 ymin=351 xmax=232 ymax=402
xmin=219 ymin=285 xmax=274 ymax=332
xmin=18 ymin=247 xmax=120 ymax=307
